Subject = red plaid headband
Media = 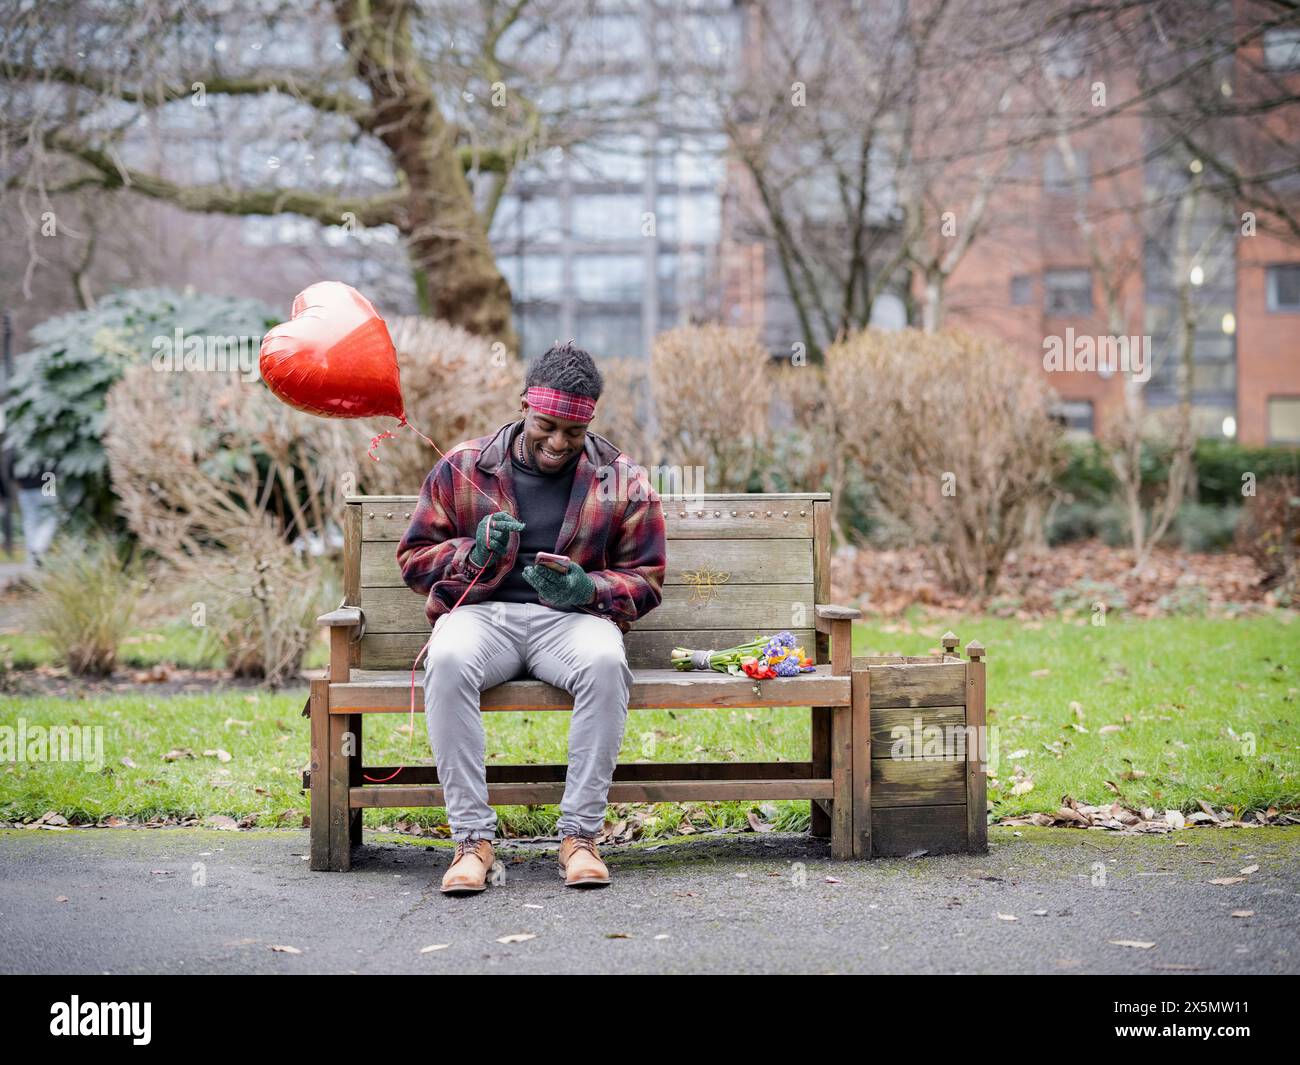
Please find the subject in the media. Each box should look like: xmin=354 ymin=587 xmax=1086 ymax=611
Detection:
xmin=525 ymin=386 xmax=596 ymax=422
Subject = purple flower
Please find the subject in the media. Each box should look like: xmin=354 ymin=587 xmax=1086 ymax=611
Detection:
xmin=775 ymin=657 xmax=801 ymax=677
xmin=777 ymin=631 xmax=796 ymax=648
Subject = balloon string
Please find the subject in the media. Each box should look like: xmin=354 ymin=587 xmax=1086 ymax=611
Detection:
xmin=378 ymin=414 xmax=511 ymax=516
xmin=360 ymin=497 xmax=504 ymax=785
xmin=358 ymin=418 xmax=517 ymax=787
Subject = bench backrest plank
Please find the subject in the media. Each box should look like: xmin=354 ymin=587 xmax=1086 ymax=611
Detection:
xmin=345 ymin=492 xmax=831 ymax=671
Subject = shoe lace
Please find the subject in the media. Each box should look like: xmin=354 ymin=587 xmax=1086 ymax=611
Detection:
xmin=566 ymin=834 xmax=598 ymax=857
xmin=454 ymin=838 xmax=489 ymax=864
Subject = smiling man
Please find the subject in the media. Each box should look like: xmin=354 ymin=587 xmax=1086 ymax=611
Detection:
xmin=396 ymin=340 xmax=667 ymax=896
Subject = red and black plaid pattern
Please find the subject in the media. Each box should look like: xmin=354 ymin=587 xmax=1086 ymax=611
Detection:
xmin=397 ymin=420 xmax=665 ymax=632
xmin=525 ymin=386 xmax=596 ymax=422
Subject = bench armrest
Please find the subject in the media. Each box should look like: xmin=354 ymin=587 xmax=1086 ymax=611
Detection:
xmin=814 ymin=603 xmax=861 ymax=634
xmin=317 ymin=606 xmax=363 ymax=628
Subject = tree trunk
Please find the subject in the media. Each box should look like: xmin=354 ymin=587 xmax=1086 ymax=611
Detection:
xmin=334 ymin=0 xmax=517 ymax=353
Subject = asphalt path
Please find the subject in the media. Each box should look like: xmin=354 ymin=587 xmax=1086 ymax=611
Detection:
xmin=1 ymin=825 xmax=1296 ymax=974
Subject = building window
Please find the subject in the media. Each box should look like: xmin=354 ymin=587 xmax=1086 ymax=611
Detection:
xmin=1051 ymin=399 xmax=1095 ymax=436
xmin=1266 ymin=264 xmax=1300 ymax=311
xmin=1044 ymin=268 xmax=1093 ymax=316
xmin=1263 ymin=28 xmax=1300 ymax=72
xmin=1044 ymin=147 xmax=1089 ymax=195
xmin=1269 ymin=396 xmax=1300 ymax=444
xmin=1010 ymin=275 xmax=1033 ymax=306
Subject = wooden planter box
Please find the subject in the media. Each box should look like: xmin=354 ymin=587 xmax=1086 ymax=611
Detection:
xmin=852 ymin=636 xmax=988 ymax=858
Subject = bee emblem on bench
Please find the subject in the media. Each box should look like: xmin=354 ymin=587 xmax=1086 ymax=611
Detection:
xmin=681 ymin=568 xmax=730 ymax=604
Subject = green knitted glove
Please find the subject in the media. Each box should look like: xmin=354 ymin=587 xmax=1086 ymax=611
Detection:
xmin=522 ymin=559 xmax=596 ymax=608
xmin=469 ymin=510 xmax=526 ymax=568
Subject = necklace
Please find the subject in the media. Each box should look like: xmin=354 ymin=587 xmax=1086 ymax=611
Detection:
xmin=514 ymin=426 xmax=531 ymax=468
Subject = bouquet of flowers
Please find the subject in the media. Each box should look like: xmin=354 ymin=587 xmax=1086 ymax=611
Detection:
xmin=670 ymin=630 xmax=816 ymax=678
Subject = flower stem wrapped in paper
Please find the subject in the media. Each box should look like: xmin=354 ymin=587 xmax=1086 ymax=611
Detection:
xmin=670 ymin=630 xmax=816 ymax=678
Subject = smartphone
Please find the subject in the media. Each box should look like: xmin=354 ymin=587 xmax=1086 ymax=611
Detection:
xmin=535 ymin=551 xmax=571 ymax=573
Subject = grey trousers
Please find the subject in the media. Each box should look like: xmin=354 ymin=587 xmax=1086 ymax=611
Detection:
xmin=423 ymin=600 xmax=634 ymax=842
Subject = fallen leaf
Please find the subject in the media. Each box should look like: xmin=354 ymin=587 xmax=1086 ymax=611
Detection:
xmin=496 ymin=933 xmax=536 ymax=944
xmin=1109 ymin=940 xmax=1155 ymax=949
xmin=1230 ymin=910 xmax=1254 ymax=918
xmin=1208 ymin=877 xmax=1246 ymax=886
xmin=419 ymin=944 xmax=450 ymax=953
xmin=1239 ymin=864 xmax=1259 ymax=875
xmin=996 ymin=913 xmax=1018 ymax=921
xmin=269 ymin=944 xmax=302 ymax=954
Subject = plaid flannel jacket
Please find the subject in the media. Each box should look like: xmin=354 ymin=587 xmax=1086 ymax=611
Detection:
xmin=396 ymin=420 xmax=667 ymax=633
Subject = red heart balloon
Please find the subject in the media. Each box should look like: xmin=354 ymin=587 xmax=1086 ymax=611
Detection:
xmin=259 ymin=281 xmax=406 ymax=420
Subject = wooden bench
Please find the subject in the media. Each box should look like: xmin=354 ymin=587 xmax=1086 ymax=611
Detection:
xmin=303 ymin=490 xmax=987 ymax=870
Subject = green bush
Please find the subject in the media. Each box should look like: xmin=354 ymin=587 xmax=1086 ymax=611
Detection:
xmin=1194 ymin=440 xmax=1300 ymax=507
xmin=1055 ymin=439 xmax=1116 ymax=505
xmin=1174 ymin=501 xmax=1241 ymax=552
xmin=1 ymin=288 xmax=276 ymax=529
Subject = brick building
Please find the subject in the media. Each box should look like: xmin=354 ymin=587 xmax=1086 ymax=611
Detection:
xmin=717 ymin=4 xmax=1300 ymax=446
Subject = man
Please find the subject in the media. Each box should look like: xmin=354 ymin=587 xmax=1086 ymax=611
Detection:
xmin=396 ymin=340 xmax=667 ymax=896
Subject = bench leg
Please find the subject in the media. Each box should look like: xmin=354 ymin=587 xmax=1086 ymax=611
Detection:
xmin=326 ymin=713 xmax=353 ymax=871
xmin=829 ymin=700 xmax=854 ymax=859
xmin=809 ymin=707 xmax=831 ymax=837
xmin=348 ymin=712 xmax=363 ymax=847
xmin=851 ymin=667 xmax=872 ymax=859
xmin=308 ymin=679 xmax=334 ymax=871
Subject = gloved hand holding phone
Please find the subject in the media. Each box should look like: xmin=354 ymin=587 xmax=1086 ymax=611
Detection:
xmin=523 ymin=553 xmax=597 ymax=607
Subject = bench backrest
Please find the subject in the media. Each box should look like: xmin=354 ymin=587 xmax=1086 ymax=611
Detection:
xmin=343 ymin=492 xmax=833 ymax=671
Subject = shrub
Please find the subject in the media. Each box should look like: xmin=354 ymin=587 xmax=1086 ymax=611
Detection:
xmin=1194 ymin=440 xmax=1300 ymax=507
xmin=1055 ymin=439 xmax=1116 ymax=504
xmin=589 ymin=356 xmax=658 ymax=471
xmin=30 ymin=532 xmax=143 ymax=675
xmin=1 ymin=288 xmax=275 ymax=529
xmin=1235 ymin=474 xmax=1300 ymax=600
xmin=826 ymin=328 xmax=1066 ymax=597
xmin=201 ymin=540 xmax=338 ymax=686
xmin=650 ymin=325 xmax=772 ymax=492
xmin=1174 ymin=501 xmax=1241 ymax=553
xmin=104 ymin=360 xmax=354 ymax=686
xmin=356 ymin=316 xmax=519 ymax=496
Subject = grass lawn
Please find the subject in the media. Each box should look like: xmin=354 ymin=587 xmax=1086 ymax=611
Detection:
xmin=0 ymin=614 xmax=1296 ymax=837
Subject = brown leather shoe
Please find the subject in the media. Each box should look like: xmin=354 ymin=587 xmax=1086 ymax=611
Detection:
xmin=440 ymin=837 xmax=496 ymax=895
xmin=557 ymin=834 xmax=610 ymax=887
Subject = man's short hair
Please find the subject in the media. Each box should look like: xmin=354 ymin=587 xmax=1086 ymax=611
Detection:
xmin=525 ymin=339 xmax=604 ymax=402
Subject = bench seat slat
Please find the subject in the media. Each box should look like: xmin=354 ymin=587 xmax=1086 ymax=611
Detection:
xmin=350 ymin=778 xmax=836 ymax=808
xmin=329 ymin=664 xmax=850 ymax=712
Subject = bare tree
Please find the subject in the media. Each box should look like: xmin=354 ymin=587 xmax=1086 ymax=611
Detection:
xmin=0 ymin=0 xmax=651 ymax=349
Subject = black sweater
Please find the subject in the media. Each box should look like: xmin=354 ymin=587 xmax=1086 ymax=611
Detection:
xmin=488 ymin=429 xmax=580 ymax=604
